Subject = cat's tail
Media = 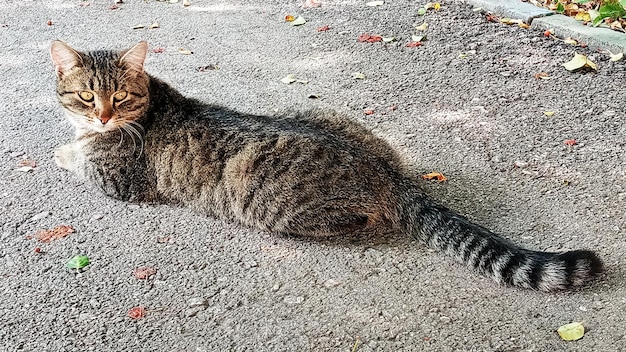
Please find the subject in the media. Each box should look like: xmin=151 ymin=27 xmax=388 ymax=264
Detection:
xmin=399 ymin=185 xmax=603 ymax=291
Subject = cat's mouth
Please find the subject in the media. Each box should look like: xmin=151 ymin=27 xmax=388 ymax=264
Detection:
xmin=63 ymin=109 xmax=119 ymax=135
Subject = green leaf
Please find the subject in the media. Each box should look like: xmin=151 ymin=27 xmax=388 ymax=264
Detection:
xmin=417 ymin=7 xmax=427 ymax=15
xmin=556 ymin=2 xmax=565 ymax=13
xmin=66 ymin=255 xmax=90 ymax=269
xmin=592 ymin=14 xmax=605 ymax=26
xmin=573 ymin=0 xmax=592 ymax=3
xmin=599 ymin=2 xmax=626 ymax=20
xmin=352 ymin=72 xmax=366 ymax=79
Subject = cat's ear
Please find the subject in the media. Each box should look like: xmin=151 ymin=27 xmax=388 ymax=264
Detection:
xmin=119 ymin=41 xmax=148 ymax=72
xmin=50 ymin=40 xmax=83 ymax=78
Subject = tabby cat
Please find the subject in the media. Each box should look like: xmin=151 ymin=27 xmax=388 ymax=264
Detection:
xmin=50 ymin=40 xmax=602 ymax=291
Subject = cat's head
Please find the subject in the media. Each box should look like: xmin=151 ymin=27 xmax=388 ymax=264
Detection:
xmin=50 ymin=41 xmax=150 ymax=135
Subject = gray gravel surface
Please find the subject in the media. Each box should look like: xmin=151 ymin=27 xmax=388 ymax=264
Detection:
xmin=1 ymin=0 xmax=625 ymax=351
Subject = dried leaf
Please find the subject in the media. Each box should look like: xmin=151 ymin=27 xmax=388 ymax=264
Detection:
xmin=534 ymin=72 xmax=549 ymax=79
xmin=415 ymin=22 xmax=428 ymax=31
xmin=563 ymin=53 xmax=596 ymax=71
xmin=575 ymin=11 xmax=591 ymax=22
xmin=183 ymin=0 xmax=191 ymax=6
xmin=303 ymin=0 xmax=321 ymax=8
xmin=358 ymin=33 xmax=382 ymax=42
xmin=317 ymin=25 xmax=330 ymax=32
xmin=17 ymin=159 xmax=36 ymax=168
xmin=133 ymin=266 xmax=157 ymax=279
xmin=557 ymin=322 xmax=584 ymax=341
xmin=352 ymin=72 xmax=366 ymax=79
xmin=564 ymin=139 xmax=577 ymax=146
xmin=148 ymin=22 xmax=160 ymax=29
xmin=156 ymin=236 xmax=174 ymax=243
xmin=422 ymin=172 xmax=447 ymax=182
xmin=178 ymin=48 xmax=193 ymax=55
xmin=564 ymin=37 xmax=578 ymax=45
xmin=15 ymin=166 xmax=34 ymax=172
xmin=609 ymin=52 xmax=624 ymax=61
xmin=382 ymin=36 xmax=396 ymax=42
xmin=364 ymin=109 xmax=374 ymax=115
xmin=151 ymin=47 xmax=165 ymax=53
xmin=197 ymin=64 xmax=219 ymax=72
xmin=366 ymin=1 xmax=384 ymax=6
xmin=285 ymin=15 xmax=295 ymax=22
xmin=411 ymin=35 xmax=426 ymax=42
xmin=127 ymin=307 xmax=146 ymax=319
xmin=34 ymin=225 xmax=75 ymax=243
xmin=132 ymin=24 xmax=145 ymax=29
xmin=544 ymin=111 xmax=555 ymax=116
xmin=406 ymin=41 xmax=423 ymax=47
xmin=169 ymin=0 xmax=179 ymax=3
xmin=291 ymin=16 xmax=306 ymax=26
xmin=66 ymin=255 xmax=90 ymax=269
xmin=281 ymin=74 xmax=297 ymax=84
xmin=518 ymin=22 xmax=531 ymax=29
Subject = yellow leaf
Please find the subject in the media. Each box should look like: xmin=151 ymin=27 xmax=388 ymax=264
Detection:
xmin=415 ymin=22 xmax=428 ymax=31
xmin=557 ymin=322 xmax=585 ymax=341
xmin=544 ymin=111 xmax=555 ymax=117
xmin=434 ymin=2 xmax=441 ymax=10
xmin=518 ymin=22 xmax=531 ymax=29
xmin=574 ymin=11 xmax=591 ymax=22
xmin=563 ymin=53 xmax=596 ymax=71
xmin=285 ymin=15 xmax=295 ymax=22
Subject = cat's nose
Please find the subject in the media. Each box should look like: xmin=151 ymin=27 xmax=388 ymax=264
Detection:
xmin=99 ymin=109 xmax=112 ymax=124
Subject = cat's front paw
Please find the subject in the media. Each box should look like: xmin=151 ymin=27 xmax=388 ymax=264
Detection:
xmin=54 ymin=144 xmax=76 ymax=170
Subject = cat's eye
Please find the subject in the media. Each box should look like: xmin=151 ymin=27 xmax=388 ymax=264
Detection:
xmin=77 ymin=91 xmax=94 ymax=102
xmin=113 ymin=91 xmax=128 ymax=102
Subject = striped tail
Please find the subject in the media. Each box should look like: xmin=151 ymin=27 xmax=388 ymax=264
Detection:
xmin=404 ymin=194 xmax=603 ymax=291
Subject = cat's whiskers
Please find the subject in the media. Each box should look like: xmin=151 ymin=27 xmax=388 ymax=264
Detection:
xmin=117 ymin=127 xmax=125 ymax=148
xmin=120 ymin=120 xmax=145 ymax=158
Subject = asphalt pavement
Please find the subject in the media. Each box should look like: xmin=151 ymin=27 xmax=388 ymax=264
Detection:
xmin=0 ymin=0 xmax=624 ymax=351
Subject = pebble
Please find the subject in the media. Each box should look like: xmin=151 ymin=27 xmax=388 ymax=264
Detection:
xmin=323 ymin=279 xmax=341 ymax=288
xmin=243 ymin=259 xmax=258 ymax=269
xmin=185 ymin=307 xmax=202 ymax=318
xmin=187 ymin=297 xmax=209 ymax=308
xmin=514 ymin=160 xmax=528 ymax=168
xmin=283 ymin=296 xmax=305 ymax=305
xmin=30 ymin=211 xmax=51 ymax=222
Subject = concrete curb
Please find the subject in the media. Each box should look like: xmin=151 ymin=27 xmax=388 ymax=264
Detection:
xmin=465 ymin=0 xmax=626 ymax=52
xmin=466 ymin=0 xmax=553 ymax=24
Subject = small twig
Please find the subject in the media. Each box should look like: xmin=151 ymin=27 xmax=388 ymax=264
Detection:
xmin=351 ymin=336 xmax=361 ymax=352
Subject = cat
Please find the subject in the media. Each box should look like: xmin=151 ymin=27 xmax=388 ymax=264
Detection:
xmin=49 ymin=40 xmax=602 ymax=291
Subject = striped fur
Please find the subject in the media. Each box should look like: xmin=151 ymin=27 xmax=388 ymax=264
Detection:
xmin=51 ymin=41 xmax=603 ymax=291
